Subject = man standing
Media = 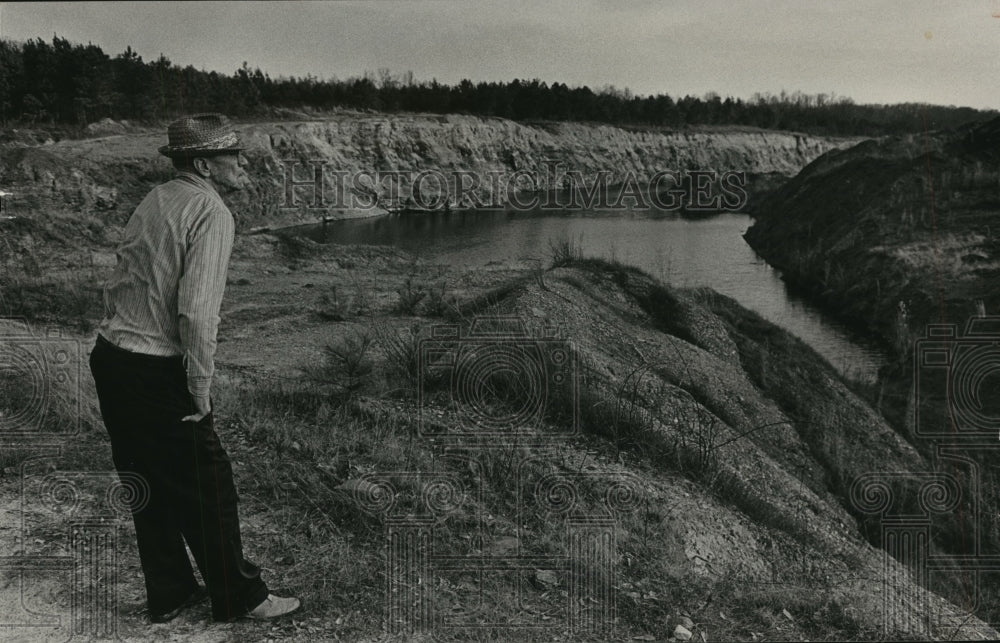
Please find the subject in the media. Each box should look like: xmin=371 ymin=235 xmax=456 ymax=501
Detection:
xmin=89 ymin=114 xmax=299 ymax=623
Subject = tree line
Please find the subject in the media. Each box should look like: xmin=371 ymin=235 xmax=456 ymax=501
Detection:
xmin=0 ymin=36 xmax=994 ymax=136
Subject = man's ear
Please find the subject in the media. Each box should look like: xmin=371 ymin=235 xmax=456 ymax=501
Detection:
xmin=193 ymin=157 xmax=212 ymax=178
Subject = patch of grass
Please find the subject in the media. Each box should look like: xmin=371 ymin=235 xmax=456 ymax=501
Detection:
xmin=451 ymin=275 xmax=532 ymax=320
xmin=551 ymin=255 xmax=701 ymax=348
xmin=576 ymin=364 xmax=668 ymax=457
xmin=691 ymin=287 xmax=836 ymax=428
xmin=711 ymin=470 xmax=821 ymax=549
xmin=707 ymin=583 xmax=889 ymax=642
xmin=216 ymin=373 xmax=623 ymax=637
xmin=211 ymin=350 xmax=697 ymax=637
xmin=213 ymin=380 xmax=406 ymax=633
xmin=547 ymin=356 xmax=726 ymax=484
xmin=0 ymin=273 xmax=104 ymax=332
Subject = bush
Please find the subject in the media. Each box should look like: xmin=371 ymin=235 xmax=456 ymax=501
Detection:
xmin=549 ymin=236 xmax=584 ymax=267
xmin=392 ymin=277 xmax=427 ymax=315
xmin=421 ymin=281 xmax=457 ymax=318
xmin=314 ymin=285 xmax=350 ymax=321
xmin=306 ymin=328 xmax=374 ymax=397
xmin=373 ymin=321 xmax=423 ymax=391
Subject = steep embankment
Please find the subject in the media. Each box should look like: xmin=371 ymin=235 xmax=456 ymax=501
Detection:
xmin=483 ymin=258 xmax=992 ymax=639
xmin=0 ymin=113 xmax=856 ymax=241
xmin=743 ymin=117 xmax=1000 ymax=632
xmin=744 ymin=116 xmax=1000 ymax=349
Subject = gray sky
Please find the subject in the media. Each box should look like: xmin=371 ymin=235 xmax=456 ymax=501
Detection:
xmin=1 ymin=1 xmax=998 ymax=109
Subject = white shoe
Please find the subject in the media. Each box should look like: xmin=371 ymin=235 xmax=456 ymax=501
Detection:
xmin=246 ymin=594 xmax=301 ymax=620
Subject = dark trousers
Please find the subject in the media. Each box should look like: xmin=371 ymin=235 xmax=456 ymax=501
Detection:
xmin=89 ymin=335 xmax=268 ymax=621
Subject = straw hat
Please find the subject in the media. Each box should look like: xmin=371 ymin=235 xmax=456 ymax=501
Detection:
xmin=158 ymin=113 xmax=244 ymax=158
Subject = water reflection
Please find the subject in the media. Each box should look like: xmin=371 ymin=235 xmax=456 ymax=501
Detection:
xmin=292 ymin=209 xmax=886 ymax=377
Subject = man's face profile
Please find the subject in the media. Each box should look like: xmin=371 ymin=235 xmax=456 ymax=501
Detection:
xmin=202 ymin=153 xmax=250 ymax=193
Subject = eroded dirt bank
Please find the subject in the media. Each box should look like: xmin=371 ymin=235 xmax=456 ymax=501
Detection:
xmin=744 ymin=116 xmax=1000 ymax=348
xmin=0 ymin=112 xmax=858 ymax=236
xmin=744 ymin=115 xmax=1000 ymax=631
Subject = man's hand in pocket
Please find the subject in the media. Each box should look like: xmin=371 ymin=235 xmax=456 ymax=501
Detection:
xmin=182 ymin=394 xmax=212 ymax=423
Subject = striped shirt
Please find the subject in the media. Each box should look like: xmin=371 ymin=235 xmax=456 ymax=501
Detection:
xmin=98 ymin=172 xmax=234 ymax=400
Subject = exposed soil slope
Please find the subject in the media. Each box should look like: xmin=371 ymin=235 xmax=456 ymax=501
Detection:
xmin=745 ymin=116 xmax=1000 ymax=346
xmin=0 ymin=114 xmax=858 ymax=236
xmin=744 ymin=115 xmax=1000 ymax=631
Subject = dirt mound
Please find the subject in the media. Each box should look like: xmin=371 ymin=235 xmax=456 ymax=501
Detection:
xmin=492 ymin=259 xmax=991 ymax=638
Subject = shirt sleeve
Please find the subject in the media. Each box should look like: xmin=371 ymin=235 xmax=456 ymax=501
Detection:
xmin=178 ymin=197 xmax=234 ymax=400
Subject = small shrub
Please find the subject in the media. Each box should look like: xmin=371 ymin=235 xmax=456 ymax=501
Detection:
xmin=421 ymin=281 xmax=457 ymax=317
xmin=350 ymin=277 xmax=373 ymax=316
xmin=373 ymin=320 xmax=423 ymax=390
xmin=314 ymin=279 xmax=375 ymax=321
xmin=674 ymin=401 xmax=722 ymax=476
xmin=315 ymin=285 xmax=349 ymax=321
xmin=392 ymin=277 xmax=427 ymax=315
xmin=307 ymin=328 xmax=374 ymax=396
xmin=548 ymin=236 xmax=584 ymax=267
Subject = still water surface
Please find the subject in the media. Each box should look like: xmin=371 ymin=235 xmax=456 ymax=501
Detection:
xmin=295 ymin=209 xmax=886 ymax=377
